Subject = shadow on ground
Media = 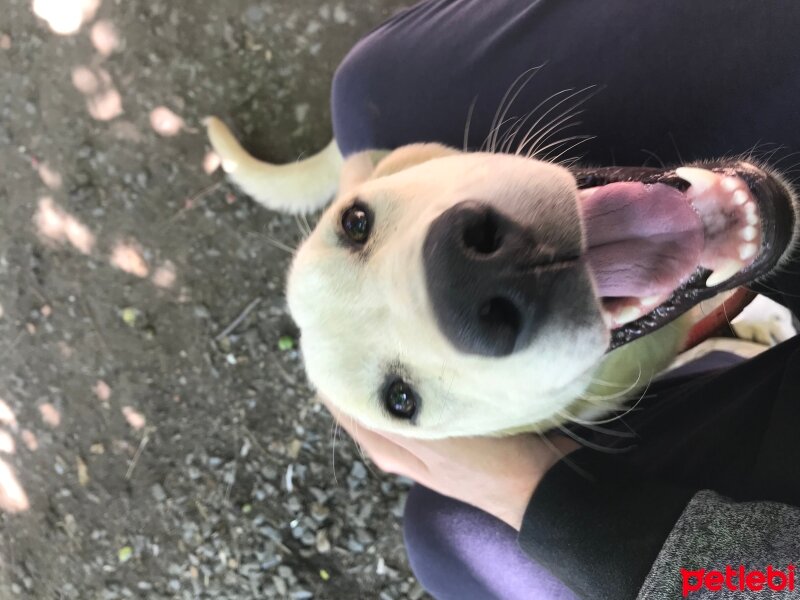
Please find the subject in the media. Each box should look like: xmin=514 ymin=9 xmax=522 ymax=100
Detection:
xmin=0 ymin=0 xmax=427 ymax=597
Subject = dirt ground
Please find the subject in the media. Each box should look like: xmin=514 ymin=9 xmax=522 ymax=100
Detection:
xmin=0 ymin=1 xmax=427 ymax=598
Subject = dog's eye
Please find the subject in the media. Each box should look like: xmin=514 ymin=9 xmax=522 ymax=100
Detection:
xmin=384 ymin=380 xmax=418 ymax=420
xmin=341 ymin=203 xmax=371 ymax=244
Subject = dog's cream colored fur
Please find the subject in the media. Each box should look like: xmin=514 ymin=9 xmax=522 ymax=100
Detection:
xmin=207 ymin=118 xmax=688 ymax=438
xmin=206 ymin=118 xmax=695 ymax=438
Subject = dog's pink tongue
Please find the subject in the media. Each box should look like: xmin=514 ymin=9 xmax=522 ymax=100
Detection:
xmin=580 ymin=182 xmax=704 ymax=298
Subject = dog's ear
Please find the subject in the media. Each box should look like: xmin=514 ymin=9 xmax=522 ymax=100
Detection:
xmin=371 ymin=143 xmax=461 ymax=179
xmin=338 ymin=143 xmax=461 ymax=196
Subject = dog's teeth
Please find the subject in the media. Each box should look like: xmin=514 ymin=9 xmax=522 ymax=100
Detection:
xmin=675 ymin=167 xmax=717 ymax=195
xmin=746 ymin=212 xmax=759 ymax=226
xmin=744 ymin=201 xmax=757 ymax=216
xmin=739 ymin=243 xmax=758 ymax=260
xmin=641 ymin=295 xmax=661 ymax=307
xmin=614 ymin=306 xmax=642 ymax=326
xmin=722 ymin=177 xmax=740 ymax=192
xmin=741 ymin=226 xmax=758 ymax=242
xmin=733 ymin=190 xmax=750 ymax=205
xmin=706 ymin=260 xmax=742 ymax=287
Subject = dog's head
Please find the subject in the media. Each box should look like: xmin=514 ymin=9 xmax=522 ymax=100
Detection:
xmin=287 ymin=144 xmax=797 ymax=438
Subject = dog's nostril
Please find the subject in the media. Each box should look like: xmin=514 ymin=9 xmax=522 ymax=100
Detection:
xmin=463 ymin=209 xmax=503 ymax=254
xmin=478 ymin=297 xmax=521 ymax=338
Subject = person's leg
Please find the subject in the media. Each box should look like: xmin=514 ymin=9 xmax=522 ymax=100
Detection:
xmin=332 ymin=0 xmax=800 ymax=167
xmin=403 ymin=484 xmax=578 ymax=600
xmin=332 ymin=0 xmax=800 ymax=594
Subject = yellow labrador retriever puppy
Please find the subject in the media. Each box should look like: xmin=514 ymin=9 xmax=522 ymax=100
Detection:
xmin=205 ymin=117 xmax=798 ymax=439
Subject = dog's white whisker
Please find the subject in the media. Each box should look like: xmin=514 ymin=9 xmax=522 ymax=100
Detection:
xmin=514 ymin=90 xmax=582 ymax=155
xmin=526 ymin=133 xmax=590 ymax=161
xmin=555 ymin=410 xmax=637 ymax=438
xmin=265 ymin=236 xmax=298 ymax=255
xmin=537 ymin=433 xmax=594 ymax=480
xmin=485 ymin=66 xmax=543 ymax=153
xmin=542 ymin=133 xmax=595 ymax=159
xmin=294 ymin=214 xmax=311 ymax=238
xmin=520 ymin=106 xmax=586 ymax=157
xmin=578 ymin=368 xmax=655 ymax=430
xmin=463 ymin=96 xmax=479 ymax=151
xmin=498 ymin=115 xmax=530 ymax=155
xmin=528 ymin=118 xmax=590 ymax=161
xmin=537 ymin=136 xmax=595 ymax=165
xmin=527 ymin=111 xmax=584 ymax=160
xmin=507 ymin=88 xmax=580 ymax=157
xmin=516 ymin=85 xmax=598 ymax=157
xmin=302 ymin=212 xmax=315 ymax=236
xmin=526 ymin=121 xmax=586 ymax=159
xmin=330 ymin=420 xmax=340 ymax=485
xmin=497 ymin=105 xmax=542 ymax=155
xmin=585 ymin=360 xmax=644 ymax=401
xmin=346 ymin=417 xmax=374 ymax=475
xmin=549 ymin=420 xmax=632 ymax=453
xmin=640 ymin=148 xmax=666 ymax=168
xmin=496 ymin=82 xmax=571 ymax=155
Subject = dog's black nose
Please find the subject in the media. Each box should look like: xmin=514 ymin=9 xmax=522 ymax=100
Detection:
xmin=423 ymin=201 xmax=574 ymax=357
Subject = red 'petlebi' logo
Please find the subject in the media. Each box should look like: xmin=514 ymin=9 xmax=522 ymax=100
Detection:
xmin=682 ymin=565 xmax=796 ymax=597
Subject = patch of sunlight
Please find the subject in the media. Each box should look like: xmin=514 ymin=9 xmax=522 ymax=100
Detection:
xmin=203 ymin=150 xmax=221 ymax=175
xmin=0 ymin=459 xmax=29 ymax=513
xmin=37 ymin=162 xmax=63 ymax=190
xmin=151 ymin=261 xmax=177 ymax=289
xmin=71 ymin=65 xmax=98 ymax=94
xmin=149 ymin=106 xmax=184 ymax=137
xmin=32 ymin=0 xmax=101 ymax=35
xmin=121 ymin=406 xmax=145 ymax=430
xmin=0 ymin=431 xmax=15 ymax=454
xmin=39 ymin=403 xmax=61 ymax=428
xmin=110 ymin=241 xmax=149 ymax=278
xmin=90 ymin=19 xmax=119 ymax=56
xmin=20 ymin=430 xmax=38 ymax=452
xmin=0 ymin=399 xmax=18 ymax=432
xmin=93 ymin=380 xmax=111 ymax=402
xmin=87 ymin=84 xmax=123 ymax=121
xmin=34 ymin=197 xmax=96 ymax=254
xmin=70 ymin=65 xmax=123 ymax=121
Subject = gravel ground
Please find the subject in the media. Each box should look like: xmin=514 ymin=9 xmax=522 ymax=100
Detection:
xmin=0 ymin=0 xmax=429 ymax=598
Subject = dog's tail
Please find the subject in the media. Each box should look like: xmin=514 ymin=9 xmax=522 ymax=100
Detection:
xmin=204 ymin=117 xmax=343 ymax=214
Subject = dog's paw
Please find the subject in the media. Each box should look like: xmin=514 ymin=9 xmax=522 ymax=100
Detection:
xmin=731 ymin=295 xmax=797 ymax=346
xmin=733 ymin=319 xmax=793 ymax=346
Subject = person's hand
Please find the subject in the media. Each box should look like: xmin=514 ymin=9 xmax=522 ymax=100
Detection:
xmin=323 ymin=398 xmax=579 ymax=530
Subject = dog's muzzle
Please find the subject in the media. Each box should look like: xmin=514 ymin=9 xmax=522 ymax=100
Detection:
xmin=422 ymin=200 xmax=578 ymax=357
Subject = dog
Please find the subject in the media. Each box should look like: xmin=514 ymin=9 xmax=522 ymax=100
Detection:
xmin=204 ymin=112 xmax=798 ymax=440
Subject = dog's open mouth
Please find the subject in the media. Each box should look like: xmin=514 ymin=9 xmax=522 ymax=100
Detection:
xmin=572 ymin=161 xmax=796 ymax=350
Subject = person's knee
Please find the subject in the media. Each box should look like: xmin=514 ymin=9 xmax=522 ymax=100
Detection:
xmin=403 ymin=485 xmax=491 ymax=598
xmin=331 ymin=28 xmax=399 ymax=156
xmin=402 ymin=486 xmax=454 ymax=587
